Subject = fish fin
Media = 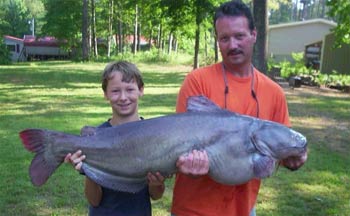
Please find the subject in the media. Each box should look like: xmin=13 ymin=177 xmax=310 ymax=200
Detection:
xmin=187 ymin=95 xmax=222 ymax=112
xmin=253 ymin=154 xmax=276 ymax=179
xmin=82 ymin=163 xmax=147 ymax=193
xmin=80 ymin=126 xmax=97 ymax=136
xmin=19 ymin=129 xmax=62 ymax=186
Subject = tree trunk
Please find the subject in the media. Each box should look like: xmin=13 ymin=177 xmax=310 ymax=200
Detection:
xmin=321 ymin=0 xmax=326 ymax=18
xmin=117 ymin=20 xmax=123 ymax=53
xmin=157 ymin=24 xmax=162 ymax=49
xmin=148 ymin=28 xmax=153 ymax=50
xmin=193 ymin=24 xmax=200 ymax=69
xmin=107 ymin=0 xmax=114 ymax=58
xmin=137 ymin=23 xmax=141 ymax=51
xmin=214 ymin=32 xmax=218 ymax=62
xmin=82 ymin=0 xmax=89 ymax=61
xmin=91 ymin=0 xmax=98 ymax=58
xmin=253 ymin=0 xmax=268 ymax=74
xmin=133 ymin=4 xmax=138 ymax=55
xmin=174 ymin=38 xmax=178 ymax=53
xmin=204 ymin=30 xmax=208 ymax=62
xmin=168 ymin=33 xmax=173 ymax=55
xmin=193 ymin=1 xmax=203 ymax=70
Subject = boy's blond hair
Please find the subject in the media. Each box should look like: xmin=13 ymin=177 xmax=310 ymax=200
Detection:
xmin=102 ymin=61 xmax=144 ymax=92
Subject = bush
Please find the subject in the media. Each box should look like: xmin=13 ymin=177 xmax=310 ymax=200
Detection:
xmin=0 ymin=41 xmax=11 ymax=65
xmin=278 ymin=52 xmax=311 ymax=79
xmin=315 ymin=70 xmax=350 ymax=91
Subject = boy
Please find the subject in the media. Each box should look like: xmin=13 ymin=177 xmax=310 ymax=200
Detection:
xmin=65 ymin=61 xmax=165 ymax=216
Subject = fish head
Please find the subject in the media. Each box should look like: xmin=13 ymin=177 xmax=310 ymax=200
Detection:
xmin=251 ymin=121 xmax=307 ymax=160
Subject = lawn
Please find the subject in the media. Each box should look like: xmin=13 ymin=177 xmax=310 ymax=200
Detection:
xmin=0 ymin=60 xmax=349 ymax=216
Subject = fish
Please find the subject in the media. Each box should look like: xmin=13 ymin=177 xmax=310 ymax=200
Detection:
xmin=19 ymin=96 xmax=307 ymax=193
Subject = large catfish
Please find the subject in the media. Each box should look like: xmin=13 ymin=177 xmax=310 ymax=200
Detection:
xmin=19 ymin=96 xmax=307 ymax=193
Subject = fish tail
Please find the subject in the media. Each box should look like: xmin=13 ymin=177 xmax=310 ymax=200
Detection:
xmin=19 ymin=129 xmax=62 ymax=186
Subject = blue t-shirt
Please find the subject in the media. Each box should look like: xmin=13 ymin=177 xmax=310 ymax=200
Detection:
xmin=88 ymin=120 xmax=151 ymax=216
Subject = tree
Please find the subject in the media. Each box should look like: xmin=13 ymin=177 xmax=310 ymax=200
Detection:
xmin=161 ymin=0 xmax=218 ymax=68
xmin=82 ymin=0 xmax=89 ymax=61
xmin=107 ymin=0 xmax=114 ymax=57
xmin=327 ymin=0 xmax=350 ymax=47
xmin=24 ymin=0 xmax=45 ymax=36
xmin=133 ymin=4 xmax=138 ymax=55
xmin=91 ymin=0 xmax=98 ymax=58
xmin=0 ymin=0 xmax=29 ymax=38
xmin=43 ymin=0 xmax=82 ymax=49
xmin=253 ymin=0 xmax=268 ymax=74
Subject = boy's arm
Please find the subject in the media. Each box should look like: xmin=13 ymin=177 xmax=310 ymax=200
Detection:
xmin=64 ymin=149 xmax=103 ymax=207
xmin=85 ymin=177 xmax=103 ymax=207
xmin=147 ymin=172 xmax=165 ymax=200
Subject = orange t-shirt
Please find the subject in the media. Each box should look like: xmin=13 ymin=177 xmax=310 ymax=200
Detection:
xmin=171 ymin=63 xmax=290 ymax=216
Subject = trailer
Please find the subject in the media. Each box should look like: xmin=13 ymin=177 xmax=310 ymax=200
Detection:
xmin=4 ymin=35 xmax=69 ymax=61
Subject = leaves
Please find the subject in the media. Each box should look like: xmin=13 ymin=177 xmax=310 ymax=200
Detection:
xmin=327 ymin=0 xmax=350 ymax=46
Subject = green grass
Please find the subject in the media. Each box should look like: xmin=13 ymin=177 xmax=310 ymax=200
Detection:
xmin=1 ymin=61 xmax=349 ymax=215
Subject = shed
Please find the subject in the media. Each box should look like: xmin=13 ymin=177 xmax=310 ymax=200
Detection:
xmin=3 ymin=35 xmax=25 ymax=61
xmin=268 ymin=19 xmax=336 ymax=62
xmin=320 ymin=33 xmax=350 ymax=74
xmin=3 ymin=35 xmax=69 ymax=61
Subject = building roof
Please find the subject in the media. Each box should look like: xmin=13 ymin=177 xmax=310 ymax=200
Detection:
xmin=3 ymin=35 xmax=64 ymax=47
xmin=269 ymin=18 xmax=337 ymax=30
xmin=4 ymin=35 xmax=23 ymax=42
xmin=24 ymin=35 xmax=63 ymax=47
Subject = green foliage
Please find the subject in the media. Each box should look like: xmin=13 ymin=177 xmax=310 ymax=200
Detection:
xmin=277 ymin=52 xmax=311 ymax=79
xmin=42 ymin=0 xmax=82 ymax=48
xmin=274 ymin=52 xmax=350 ymax=91
xmin=0 ymin=40 xmax=11 ymax=65
xmin=314 ymin=71 xmax=350 ymax=91
xmin=0 ymin=0 xmax=30 ymax=37
xmin=327 ymin=0 xmax=350 ymax=46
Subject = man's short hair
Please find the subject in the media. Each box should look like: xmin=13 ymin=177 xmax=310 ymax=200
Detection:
xmin=214 ymin=1 xmax=255 ymax=32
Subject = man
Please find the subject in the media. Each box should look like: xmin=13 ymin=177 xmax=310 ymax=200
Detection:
xmin=171 ymin=1 xmax=308 ymax=216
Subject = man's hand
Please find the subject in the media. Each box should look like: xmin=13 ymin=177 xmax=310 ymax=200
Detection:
xmin=281 ymin=150 xmax=308 ymax=171
xmin=176 ymin=150 xmax=209 ymax=176
xmin=64 ymin=150 xmax=86 ymax=172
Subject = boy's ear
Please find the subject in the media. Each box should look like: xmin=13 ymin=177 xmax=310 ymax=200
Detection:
xmin=139 ymin=87 xmax=144 ymax=97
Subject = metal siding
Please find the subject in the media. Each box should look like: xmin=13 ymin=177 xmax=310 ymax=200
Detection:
xmin=321 ymin=33 xmax=350 ymax=74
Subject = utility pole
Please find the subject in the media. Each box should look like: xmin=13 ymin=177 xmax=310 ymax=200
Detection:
xmin=28 ymin=18 xmax=35 ymax=36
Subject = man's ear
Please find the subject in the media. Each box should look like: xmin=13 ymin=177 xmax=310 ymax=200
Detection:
xmin=103 ymin=91 xmax=108 ymax=100
xmin=251 ymin=28 xmax=257 ymax=43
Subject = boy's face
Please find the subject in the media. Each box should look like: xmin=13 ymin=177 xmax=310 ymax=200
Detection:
xmin=104 ymin=71 xmax=144 ymax=117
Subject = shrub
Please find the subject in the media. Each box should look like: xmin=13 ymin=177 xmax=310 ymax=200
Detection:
xmin=0 ymin=41 xmax=11 ymax=65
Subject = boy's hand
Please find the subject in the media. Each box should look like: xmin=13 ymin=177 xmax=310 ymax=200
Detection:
xmin=147 ymin=172 xmax=166 ymax=187
xmin=64 ymin=150 xmax=86 ymax=171
xmin=176 ymin=150 xmax=209 ymax=176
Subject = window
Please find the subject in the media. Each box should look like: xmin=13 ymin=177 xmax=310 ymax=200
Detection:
xmin=7 ymin=44 xmax=15 ymax=52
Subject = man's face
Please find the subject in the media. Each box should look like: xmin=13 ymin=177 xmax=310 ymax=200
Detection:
xmin=216 ymin=16 xmax=256 ymax=69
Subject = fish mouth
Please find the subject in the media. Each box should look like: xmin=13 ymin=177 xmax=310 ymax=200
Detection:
xmin=251 ymin=135 xmax=278 ymax=160
xmin=251 ymin=133 xmax=307 ymax=160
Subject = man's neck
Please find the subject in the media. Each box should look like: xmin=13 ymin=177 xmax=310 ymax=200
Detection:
xmin=222 ymin=62 xmax=252 ymax=78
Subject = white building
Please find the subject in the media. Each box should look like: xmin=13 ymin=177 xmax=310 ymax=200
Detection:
xmin=268 ymin=19 xmax=337 ymax=62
